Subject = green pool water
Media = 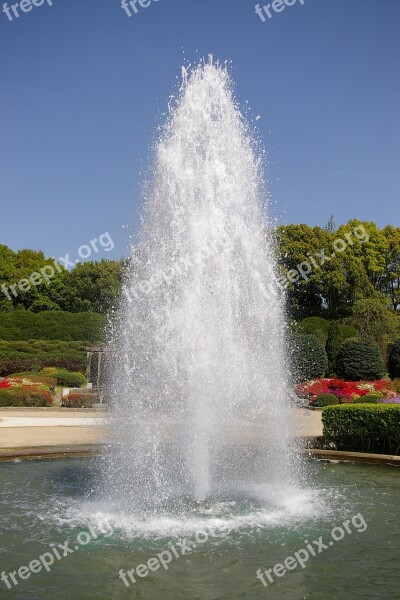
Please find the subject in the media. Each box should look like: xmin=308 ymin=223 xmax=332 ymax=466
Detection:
xmin=0 ymin=458 xmax=399 ymax=599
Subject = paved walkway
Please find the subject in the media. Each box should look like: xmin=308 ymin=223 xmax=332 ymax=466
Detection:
xmin=0 ymin=408 xmax=322 ymax=450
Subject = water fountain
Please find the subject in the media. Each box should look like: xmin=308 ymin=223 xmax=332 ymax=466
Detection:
xmin=2 ymin=60 xmax=399 ymax=600
xmin=102 ymin=59 xmax=297 ymax=512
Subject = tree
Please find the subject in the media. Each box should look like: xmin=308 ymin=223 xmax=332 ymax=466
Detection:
xmin=347 ymin=298 xmax=400 ymax=359
xmin=382 ymin=226 xmax=400 ymax=311
xmin=61 ymin=260 xmax=125 ymax=314
xmin=325 ymin=321 xmax=342 ymax=375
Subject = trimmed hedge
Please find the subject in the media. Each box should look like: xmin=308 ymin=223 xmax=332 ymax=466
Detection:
xmin=322 ymin=404 xmax=400 ymax=454
xmin=0 ymin=341 xmax=88 ymax=376
xmin=313 ymin=393 xmax=340 ymax=407
xmin=0 ymin=351 xmax=86 ymax=376
xmin=0 ymin=311 xmax=105 ymax=342
xmin=0 ymin=389 xmax=53 ymax=407
xmin=290 ymin=334 xmax=328 ymax=383
xmin=335 ymin=338 xmax=385 ymax=381
xmin=388 ymin=339 xmax=400 ymax=379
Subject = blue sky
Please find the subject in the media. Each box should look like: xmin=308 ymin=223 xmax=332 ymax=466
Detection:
xmin=0 ymin=0 xmax=399 ymax=261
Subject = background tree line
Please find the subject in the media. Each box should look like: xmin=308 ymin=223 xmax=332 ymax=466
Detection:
xmin=1 ymin=220 xmax=399 ymax=339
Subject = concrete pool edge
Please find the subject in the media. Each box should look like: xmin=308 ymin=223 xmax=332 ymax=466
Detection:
xmin=0 ymin=444 xmax=399 ymax=466
xmin=0 ymin=445 xmax=103 ymax=462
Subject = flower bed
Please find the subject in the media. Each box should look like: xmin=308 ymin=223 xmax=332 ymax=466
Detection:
xmin=0 ymin=377 xmax=54 ymax=406
xmin=295 ymin=378 xmax=393 ymax=405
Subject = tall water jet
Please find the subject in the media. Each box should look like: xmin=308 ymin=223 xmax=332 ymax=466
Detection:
xmin=103 ymin=61 xmax=297 ymax=514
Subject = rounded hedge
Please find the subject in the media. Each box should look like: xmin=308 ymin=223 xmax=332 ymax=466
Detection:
xmin=335 ymin=338 xmax=385 ymax=381
xmin=290 ymin=334 xmax=328 ymax=383
xmin=313 ymin=393 xmax=339 ymax=407
xmin=388 ymin=339 xmax=400 ymax=379
xmin=54 ymin=370 xmax=87 ymax=388
xmin=353 ymin=394 xmax=380 ymax=404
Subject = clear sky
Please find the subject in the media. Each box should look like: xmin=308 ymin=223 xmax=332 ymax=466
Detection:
xmin=0 ymin=0 xmax=399 ymax=261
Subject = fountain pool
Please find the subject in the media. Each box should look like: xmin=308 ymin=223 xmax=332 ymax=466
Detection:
xmin=0 ymin=458 xmax=399 ymax=599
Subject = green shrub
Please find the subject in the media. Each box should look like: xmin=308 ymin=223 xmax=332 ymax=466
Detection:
xmin=0 ymin=389 xmax=53 ymax=407
xmin=290 ymin=334 xmax=328 ymax=383
xmin=313 ymin=393 xmax=340 ymax=407
xmin=336 ymin=338 xmax=385 ymax=381
xmin=353 ymin=394 xmax=380 ymax=404
xmin=61 ymin=393 xmax=94 ymax=408
xmin=388 ymin=339 xmax=400 ymax=379
xmin=53 ymin=370 xmax=87 ymax=387
xmin=322 ymin=404 xmax=400 ymax=454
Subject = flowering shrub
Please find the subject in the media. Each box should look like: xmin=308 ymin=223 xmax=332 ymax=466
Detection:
xmin=61 ymin=394 xmax=94 ymax=408
xmin=0 ymin=389 xmax=53 ymax=407
xmin=379 ymin=398 xmax=400 ymax=405
xmin=295 ymin=378 xmax=392 ymax=404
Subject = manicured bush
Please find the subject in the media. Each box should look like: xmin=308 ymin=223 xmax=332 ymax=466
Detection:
xmin=388 ymin=339 xmax=400 ymax=379
xmin=52 ymin=370 xmax=87 ymax=387
xmin=312 ymin=393 xmax=339 ymax=407
xmin=0 ymin=389 xmax=53 ymax=407
xmin=353 ymin=394 xmax=380 ymax=404
xmin=40 ymin=367 xmax=59 ymax=377
xmin=290 ymin=334 xmax=328 ymax=383
xmin=335 ymin=338 xmax=385 ymax=381
xmin=61 ymin=394 xmax=95 ymax=408
xmin=322 ymin=404 xmax=400 ymax=454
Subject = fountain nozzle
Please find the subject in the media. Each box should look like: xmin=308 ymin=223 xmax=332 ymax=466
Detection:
xmin=196 ymin=500 xmax=206 ymax=509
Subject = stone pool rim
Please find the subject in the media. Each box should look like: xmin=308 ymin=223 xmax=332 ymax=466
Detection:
xmin=0 ymin=445 xmax=399 ymax=467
